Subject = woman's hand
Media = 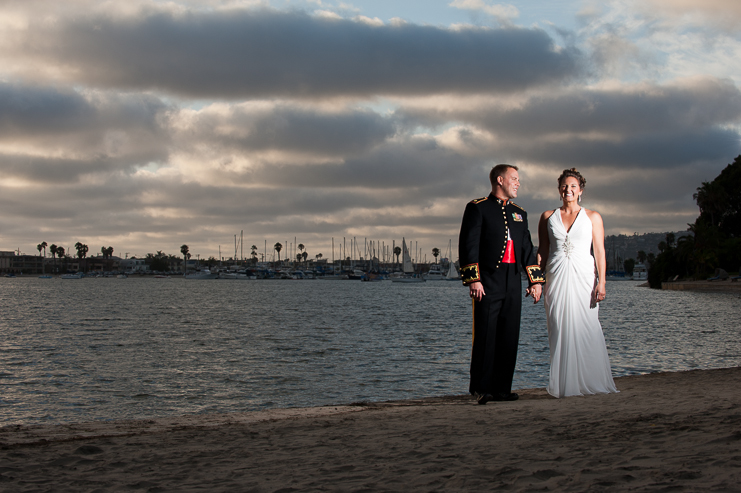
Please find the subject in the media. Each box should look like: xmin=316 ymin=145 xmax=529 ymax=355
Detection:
xmin=594 ymin=283 xmax=606 ymax=303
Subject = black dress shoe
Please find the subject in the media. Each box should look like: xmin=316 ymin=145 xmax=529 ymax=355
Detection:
xmin=475 ymin=392 xmax=494 ymax=405
xmin=491 ymin=392 xmax=519 ymax=402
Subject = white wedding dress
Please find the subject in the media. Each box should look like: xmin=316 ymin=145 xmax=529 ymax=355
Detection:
xmin=544 ymin=208 xmax=618 ymax=398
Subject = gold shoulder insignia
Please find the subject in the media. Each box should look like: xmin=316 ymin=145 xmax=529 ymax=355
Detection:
xmin=510 ymin=201 xmax=525 ymax=210
xmin=470 ymin=197 xmax=488 ymax=204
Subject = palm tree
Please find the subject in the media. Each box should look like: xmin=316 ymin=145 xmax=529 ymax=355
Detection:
xmin=180 ymin=245 xmax=190 ymax=273
xmin=647 ymin=252 xmax=655 ymax=266
xmin=105 ymin=247 xmax=114 ymax=270
xmin=250 ymin=245 xmax=258 ymax=266
xmin=302 ymin=251 xmax=308 ymax=265
xmin=637 ymin=250 xmax=647 ymax=264
xmin=665 ymin=233 xmax=676 ymax=249
xmin=74 ymin=242 xmax=89 ymax=272
xmin=432 ymin=247 xmax=440 ymax=264
xmin=57 ymin=246 xmax=66 ymax=272
xmin=274 ymin=242 xmax=283 ymax=263
xmin=394 ymin=246 xmax=402 ymax=266
xmin=50 ymin=244 xmax=58 ymax=273
xmin=37 ymin=242 xmax=47 ymax=274
xmin=693 ymin=180 xmax=727 ymax=227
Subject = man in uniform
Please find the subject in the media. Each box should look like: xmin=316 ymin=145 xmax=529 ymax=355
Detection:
xmin=459 ymin=164 xmax=544 ymax=405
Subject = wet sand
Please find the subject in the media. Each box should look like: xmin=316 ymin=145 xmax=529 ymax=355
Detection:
xmin=1 ymin=367 xmax=740 ymax=491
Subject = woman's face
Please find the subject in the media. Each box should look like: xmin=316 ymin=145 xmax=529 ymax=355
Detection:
xmin=559 ymin=176 xmax=581 ymax=204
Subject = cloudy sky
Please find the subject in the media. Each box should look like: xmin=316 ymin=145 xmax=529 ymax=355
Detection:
xmin=1 ymin=0 xmax=739 ymax=262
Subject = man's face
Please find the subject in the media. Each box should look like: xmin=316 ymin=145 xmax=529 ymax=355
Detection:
xmin=498 ymin=168 xmax=520 ymax=200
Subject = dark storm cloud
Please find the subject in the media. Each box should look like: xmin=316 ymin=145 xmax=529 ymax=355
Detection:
xmin=0 ymin=83 xmax=171 ymax=169
xmin=0 ymin=83 xmax=94 ymax=134
xmin=516 ymin=129 xmax=740 ymax=169
xmin=0 ymin=82 xmax=169 ymax=138
xmin=11 ymin=8 xmax=584 ymax=97
xmin=228 ymin=136 xmax=485 ymax=191
xmin=397 ymin=78 xmax=741 ymax=169
xmin=186 ymin=105 xmax=396 ymax=155
xmin=0 ymin=152 xmax=164 ymax=183
xmin=398 ymin=78 xmax=741 ymax=137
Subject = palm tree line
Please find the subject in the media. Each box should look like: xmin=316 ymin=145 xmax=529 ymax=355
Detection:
xmin=32 ymin=237 xmax=451 ymax=274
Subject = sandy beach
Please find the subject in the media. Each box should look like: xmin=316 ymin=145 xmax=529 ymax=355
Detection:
xmin=1 ymin=367 xmax=740 ymax=492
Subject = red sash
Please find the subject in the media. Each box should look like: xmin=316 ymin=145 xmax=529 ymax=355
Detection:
xmin=502 ymin=238 xmax=515 ymax=263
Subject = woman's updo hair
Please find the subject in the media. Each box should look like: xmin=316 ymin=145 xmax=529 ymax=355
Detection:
xmin=557 ymin=168 xmax=586 ymax=190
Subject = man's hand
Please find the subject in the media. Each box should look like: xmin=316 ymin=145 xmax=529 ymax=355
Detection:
xmin=469 ymin=281 xmax=485 ymax=302
xmin=526 ymin=283 xmax=542 ymax=304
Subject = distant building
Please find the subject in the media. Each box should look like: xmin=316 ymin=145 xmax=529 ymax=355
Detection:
xmin=0 ymin=251 xmax=43 ymax=275
xmin=119 ymin=258 xmax=149 ymax=273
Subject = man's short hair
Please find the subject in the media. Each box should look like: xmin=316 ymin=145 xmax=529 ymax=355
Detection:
xmin=489 ymin=164 xmax=518 ymax=187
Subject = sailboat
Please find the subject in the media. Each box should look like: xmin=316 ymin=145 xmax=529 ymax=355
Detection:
xmin=443 ymin=260 xmax=459 ymax=281
xmin=391 ymin=238 xmax=425 ymax=283
xmin=442 ymin=240 xmax=460 ymax=281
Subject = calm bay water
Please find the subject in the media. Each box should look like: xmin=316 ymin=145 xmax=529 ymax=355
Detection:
xmin=0 ymin=277 xmax=739 ymax=425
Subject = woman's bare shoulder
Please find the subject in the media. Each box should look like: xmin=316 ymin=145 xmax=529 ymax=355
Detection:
xmin=585 ymin=209 xmax=603 ymax=222
xmin=540 ymin=209 xmax=556 ymax=221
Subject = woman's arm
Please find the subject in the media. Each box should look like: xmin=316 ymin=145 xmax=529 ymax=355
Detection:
xmin=588 ymin=210 xmax=607 ymax=302
xmin=537 ymin=210 xmax=553 ymax=271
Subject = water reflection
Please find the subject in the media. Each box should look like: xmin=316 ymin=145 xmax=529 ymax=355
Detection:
xmin=0 ymin=277 xmax=739 ymax=424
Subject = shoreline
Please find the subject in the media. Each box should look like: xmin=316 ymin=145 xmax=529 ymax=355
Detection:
xmin=662 ymin=279 xmax=741 ymax=292
xmin=2 ymin=367 xmax=740 ymax=491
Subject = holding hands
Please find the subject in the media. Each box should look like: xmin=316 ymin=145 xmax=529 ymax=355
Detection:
xmin=526 ymin=283 xmax=542 ymax=304
xmin=470 ymin=281 xmax=542 ymax=304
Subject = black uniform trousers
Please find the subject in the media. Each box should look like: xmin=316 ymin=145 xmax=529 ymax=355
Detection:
xmin=469 ymin=262 xmax=521 ymax=395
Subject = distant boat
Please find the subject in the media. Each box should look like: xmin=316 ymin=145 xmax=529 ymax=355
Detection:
xmin=61 ymin=272 xmax=83 ymax=279
xmin=4 ymin=273 xmax=17 ymax=278
xmin=38 ymin=275 xmax=53 ymax=279
xmin=391 ymin=238 xmax=426 ymax=283
xmin=443 ymin=261 xmax=459 ymax=281
xmin=319 ymin=274 xmax=347 ymax=280
xmin=232 ymin=269 xmax=257 ymax=280
xmin=184 ymin=269 xmax=218 ymax=279
xmin=424 ymin=264 xmax=444 ymax=280
xmin=117 ymin=274 xmax=128 ymax=279
xmin=441 ymin=240 xmax=460 ymax=281
xmin=391 ymin=276 xmax=426 ymax=283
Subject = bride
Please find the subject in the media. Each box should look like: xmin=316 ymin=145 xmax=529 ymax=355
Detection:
xmin=537 ymin=168 xmax=618 ymax=398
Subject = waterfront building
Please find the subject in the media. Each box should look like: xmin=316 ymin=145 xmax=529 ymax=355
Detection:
xmin=0 ymin=251 xmax=44 ymax=275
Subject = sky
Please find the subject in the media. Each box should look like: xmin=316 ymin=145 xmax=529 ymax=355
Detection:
xmin=1 ymin=0 xmax=740 ymax=262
